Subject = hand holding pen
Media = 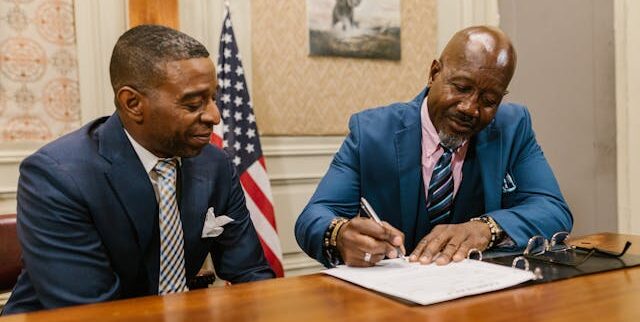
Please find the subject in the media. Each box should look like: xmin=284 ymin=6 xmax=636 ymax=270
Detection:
xmin=333 ymin=197 xmax=406 ymax=267
xmin=359 ymin=198 xmax=407 ymax=261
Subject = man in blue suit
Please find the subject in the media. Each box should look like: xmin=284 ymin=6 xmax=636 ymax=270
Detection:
xmin=295 ymin=26 xmax=572 ymax=268
xmin=3 ymin=25 xmax=273 ymax=315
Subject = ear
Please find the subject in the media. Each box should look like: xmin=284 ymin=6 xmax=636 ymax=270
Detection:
xmin=116 ymin=86 xmax=145 ymax=123
xmin=427 ymin=59 xmax=442 ymax=86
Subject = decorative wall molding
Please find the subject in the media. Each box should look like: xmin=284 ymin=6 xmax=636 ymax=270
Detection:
xmin=262 ymin=136 xmax=344 ymax=157
xmin=264 ymin=136 xmax=340 ymax=275
xmin=437 ymin=0 xmax=500 ymax=54
xmin=0 ymin=190 xmax=16 ymax=200
xmin=0 ymin=150 xmax=33 ymax=164
xmin=262 ymin=136 xmax=341 ymax=185
xmin=0 ymin=149 xmax=32 ymax=206
xmin=282 ymin=252 xmax=324 ymax=277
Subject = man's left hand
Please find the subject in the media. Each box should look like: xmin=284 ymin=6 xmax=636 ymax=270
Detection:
xmin=409 ymin=221 xmax=491 ymax=265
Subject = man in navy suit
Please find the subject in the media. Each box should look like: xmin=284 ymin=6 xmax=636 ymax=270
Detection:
xmin=3 ymin=25 xmax=273 ymax=315
xmin=295 ymin=26 xmax=572 ymax=268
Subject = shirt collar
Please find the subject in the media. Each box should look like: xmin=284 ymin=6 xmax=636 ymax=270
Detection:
xmin=420 ymin=96 xmax=467 ymax=156
xmin=124 ymin=130 xmax=181 ymax=174
xmin=421 ymin=97 xmax=442 ymax=157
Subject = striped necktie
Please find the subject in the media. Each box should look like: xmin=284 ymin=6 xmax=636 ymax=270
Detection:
xmin=153 ymin=158 xmax=188 ymax=295
xmin=427 ymin=145 xmax=454 ymax=224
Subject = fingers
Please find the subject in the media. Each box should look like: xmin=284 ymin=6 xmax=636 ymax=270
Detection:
xmin=336 ymin=217 xmax=406 ymax=266
xmin=337 ymin=219 xmax=393 ymax=266
xmin=435 ymin=234 xmax=466 ymax=265
xmin=349 ymin=252 xmax=386 ymax=267
xmin=381 ymin=221 xmax=406 ymax=256
xmin=452 ymin=240 xmax=474 ymax=262
xmin=409 ymin=225 xmax=447 ymax=264
xmin=409 ymin=221 xmax=492 ymax=265
xmin=350 ymin=218 xmax=400 ymax=243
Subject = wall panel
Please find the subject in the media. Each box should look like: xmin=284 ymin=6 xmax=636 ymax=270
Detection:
xmin=251 ymin=0 xmax=437 ymax=135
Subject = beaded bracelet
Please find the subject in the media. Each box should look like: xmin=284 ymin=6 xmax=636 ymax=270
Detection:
xmin=470 ymin=216 xmax=498 ymax=249
xmin=330 ymin=218 xmax=349 ymax=247
xmin=323 ymin=217 xmax=349 ymax=266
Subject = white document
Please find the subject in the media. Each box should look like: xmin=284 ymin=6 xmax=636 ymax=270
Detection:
xmin=323 ymin=258 xmax=535 ymax=305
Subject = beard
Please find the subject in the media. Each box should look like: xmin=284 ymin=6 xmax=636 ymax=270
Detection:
xmin=438 ymin=131 xmax=466 ymax=151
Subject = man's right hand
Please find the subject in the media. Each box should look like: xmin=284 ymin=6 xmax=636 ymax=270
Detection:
xmin=336 ymin=217 xmax=405 ymax=267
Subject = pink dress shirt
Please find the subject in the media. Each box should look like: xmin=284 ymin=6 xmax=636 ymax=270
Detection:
xmin=420 ymin=98 xmax=469 ymax=204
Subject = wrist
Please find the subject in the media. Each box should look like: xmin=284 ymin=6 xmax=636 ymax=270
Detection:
xmin=323 ymin=217 xmax=349 ymax=266
xmin=470 ymin=216 xmax=502 ymax=249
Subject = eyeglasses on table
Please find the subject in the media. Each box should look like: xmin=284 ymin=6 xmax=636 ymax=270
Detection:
xmin=522 ymin=231 xmax=631 ymax=267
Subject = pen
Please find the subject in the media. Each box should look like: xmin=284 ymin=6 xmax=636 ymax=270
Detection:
xmin=359 ymin=197 xmax=407 ymax=260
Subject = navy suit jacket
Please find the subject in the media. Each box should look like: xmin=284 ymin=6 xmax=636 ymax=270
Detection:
xmin=295 ymin=88 xmax=573 ymax=267
xmin=3 ymin=114 xmax=273 ymax=314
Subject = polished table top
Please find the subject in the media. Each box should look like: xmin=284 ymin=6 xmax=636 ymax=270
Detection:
xmin=2 ymin=233 xmax=639 ymax=322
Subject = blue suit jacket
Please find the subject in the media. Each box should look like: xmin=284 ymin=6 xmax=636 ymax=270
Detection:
xmin=3 ymin=114 xmax=273 ymax=314
xmin=295 ymin=88 xmax=573 ymax=267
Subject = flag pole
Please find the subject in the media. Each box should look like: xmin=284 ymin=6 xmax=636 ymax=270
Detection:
xmin=213 ymin=0 xmax=284 ymax=277
xmin=223 ymin=0 xmax=229 ymax=17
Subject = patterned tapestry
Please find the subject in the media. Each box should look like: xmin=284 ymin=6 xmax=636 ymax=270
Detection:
xmin=0 ymin=0 xmax=80 ymax=142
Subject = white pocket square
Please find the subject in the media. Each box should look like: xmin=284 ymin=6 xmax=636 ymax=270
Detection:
xmin=201 ymin=207 xmax=234 ymax=238
xmin=502 ymin=172 xmax=517 ymax=193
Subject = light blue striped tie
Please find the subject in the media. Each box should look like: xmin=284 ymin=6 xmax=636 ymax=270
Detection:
xmin=154 ymin=158 xmax=188 ymax=295
xmin=427 ymin=145 xmax=454 ymax=224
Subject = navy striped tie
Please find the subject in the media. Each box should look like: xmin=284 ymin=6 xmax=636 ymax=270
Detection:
xmin=427 ymin=145 xmax=454 ymax=224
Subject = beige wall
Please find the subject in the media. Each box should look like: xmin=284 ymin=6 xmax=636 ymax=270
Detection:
xmin=615 ymin=0 xmax=640 ymax=234
xmin=498 ymin=0 xmax=617 ymax=235
xmin=251 ymin=0 xmax=437 ymax=135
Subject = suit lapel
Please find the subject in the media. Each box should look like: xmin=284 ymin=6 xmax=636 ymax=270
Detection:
xmin=394 ymin=99 xmax=423 ymax=248
xmin=474 ymin=122 xmax=503 ymax=211
xmin=178 ymin=158 xmax=211 ymax=275
xmin=451 ymin=139 xmax=484 ymax=222
xmin=98 ymin=114 xmax=158 ymax=255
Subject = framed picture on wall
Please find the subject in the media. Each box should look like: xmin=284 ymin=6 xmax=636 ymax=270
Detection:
xmin=306 ymin=0 xmax=401 ymax=60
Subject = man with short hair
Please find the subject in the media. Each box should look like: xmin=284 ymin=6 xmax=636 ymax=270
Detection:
xmin=295 ymin=26 xmax=572 ymax=268
xmin=3 ymin=25 xmax=273 ymax=315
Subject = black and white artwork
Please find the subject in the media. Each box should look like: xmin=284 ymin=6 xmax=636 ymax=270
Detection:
xmin=307 ymin=0 xmax=401 ymax=60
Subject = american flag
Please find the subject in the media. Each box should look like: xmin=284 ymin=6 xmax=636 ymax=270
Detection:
xmin=211 ymin=10 xmax=284 ymax=277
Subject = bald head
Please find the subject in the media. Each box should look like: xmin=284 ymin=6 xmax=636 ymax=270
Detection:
xmin=426 ymin=26 xmax=517 ymax=149
xmin=440 ymin=26 xmax=516 ymax=85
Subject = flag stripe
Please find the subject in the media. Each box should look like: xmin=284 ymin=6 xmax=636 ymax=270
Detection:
xmin=243 ymin=185 xmax=284 ymax=260
xmin=247 ymin=157 xmax=273 ymax=201
xmin=210 ymin=132 xmax=223 ymax=148
xmin=240 ymin=171 xmax=276 ymax=229
xmin=244 ymin=159 xmax=277 ymax=223
xmin=258 ymin=235 xmax=284 ymax=277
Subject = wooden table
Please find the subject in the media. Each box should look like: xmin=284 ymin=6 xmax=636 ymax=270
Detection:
xmin=2 ymin=233 xmax=639 ymax=322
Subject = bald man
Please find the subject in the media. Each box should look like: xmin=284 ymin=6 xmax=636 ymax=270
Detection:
xmin=295 ymin=26 xmax=572 ymax=268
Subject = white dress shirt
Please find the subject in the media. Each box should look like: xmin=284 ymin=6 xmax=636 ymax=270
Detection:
xmin=124 ymin=130 xmax=180 ymax=202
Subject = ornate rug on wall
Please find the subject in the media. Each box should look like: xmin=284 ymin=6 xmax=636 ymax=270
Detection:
xmin=0 ymin=0 xmax=80 ymax=143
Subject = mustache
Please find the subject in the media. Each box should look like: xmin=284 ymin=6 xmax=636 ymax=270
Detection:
xmin=449 ymin=113 xmax=475 ymax=127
